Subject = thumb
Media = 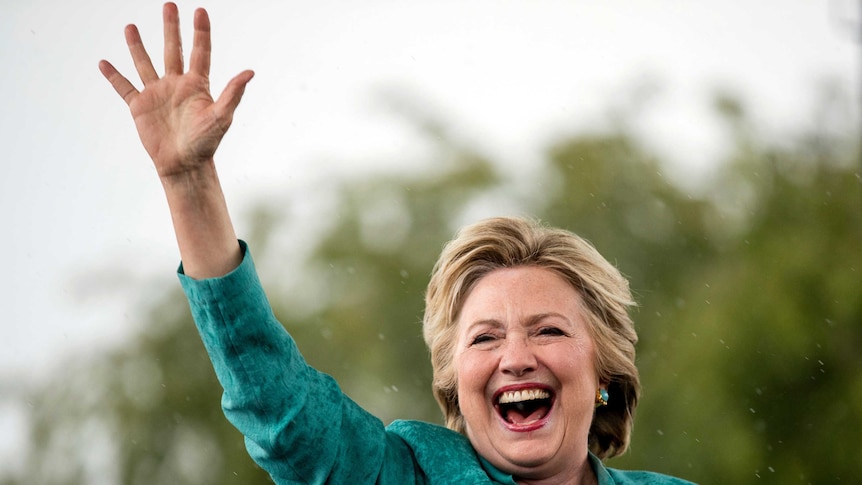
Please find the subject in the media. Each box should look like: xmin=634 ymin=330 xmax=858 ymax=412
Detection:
xmin=214 ymin=69 xmax=255 ymax=123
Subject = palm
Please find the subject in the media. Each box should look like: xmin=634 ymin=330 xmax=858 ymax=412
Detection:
xmin=129 ymin=73 xmax=221 ymax=175
xmin=99 ymin=4 xmax=253 ymax=178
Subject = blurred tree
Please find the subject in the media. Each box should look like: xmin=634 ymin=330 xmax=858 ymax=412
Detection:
xmin=7 ymin=289 xmax=271 ymax=485
xmin=620 ymin=111 xmax=862 ymax=483
xmin=4 ymin=92 xmax=859 ymax=484
xmin=266 ymin=130 xmax=501 ymax=426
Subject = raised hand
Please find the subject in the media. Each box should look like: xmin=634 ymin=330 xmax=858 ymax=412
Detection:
xmin=99 ymin=2 xmax=251 ymax=278
xmin=99 ymin=2 xmax=254 ymax=179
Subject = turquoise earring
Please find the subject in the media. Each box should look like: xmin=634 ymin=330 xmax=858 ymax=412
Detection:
xmin=595 ymin=388 xmax=609 ymax=408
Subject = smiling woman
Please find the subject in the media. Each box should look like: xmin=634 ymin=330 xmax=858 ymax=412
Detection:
xmin=424 ymin=218 xmax=642 ymax=463
xmin=421 ymin=218 xmax=654 ymax=484
xmin=99 ymin=3 xmax=695 ymax=484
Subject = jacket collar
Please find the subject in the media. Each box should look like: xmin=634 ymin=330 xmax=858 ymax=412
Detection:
xmin=387 ymin=420 xmax=612 ymax=485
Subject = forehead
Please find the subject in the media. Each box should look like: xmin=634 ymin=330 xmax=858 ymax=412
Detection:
xmin=458 ymin=266 xmax=584 ymax=321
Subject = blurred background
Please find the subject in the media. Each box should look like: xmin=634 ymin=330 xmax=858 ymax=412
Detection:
xmin=1 ymin=0 xmax=860 ymax=483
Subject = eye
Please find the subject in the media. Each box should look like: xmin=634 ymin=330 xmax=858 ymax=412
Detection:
xmin=470 ymin=334 xmax=496 ymax=345
xmin=537 ymin=326 xmax=566 ymax=337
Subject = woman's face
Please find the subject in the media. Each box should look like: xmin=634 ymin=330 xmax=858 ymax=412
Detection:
xmin=454 ymin=266 xmax=599 ymax=481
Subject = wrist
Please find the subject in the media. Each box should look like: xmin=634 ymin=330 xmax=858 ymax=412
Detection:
xmin=159 ymin=159 xmax=219 ymax=194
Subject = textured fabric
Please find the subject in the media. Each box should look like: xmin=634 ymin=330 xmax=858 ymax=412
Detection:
xmin=178 ymin=241 xmax=695 ymax=485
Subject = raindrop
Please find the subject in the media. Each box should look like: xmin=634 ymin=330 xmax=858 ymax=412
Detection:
xmin=750 ymin=408 xmax=756 ymax=414
xmin=656 ymin=429 xmax=664 ymax=436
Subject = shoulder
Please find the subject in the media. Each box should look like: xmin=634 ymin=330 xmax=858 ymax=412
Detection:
xmin=386 ymin=420 xmax=478 ymax=461
xmin=592 ymin=454 xmax=696 ymax=485
xmin=605 ymin=468 xmax=697 ymax=485
xmin=386 ymin=420 xmax=510 ymax=484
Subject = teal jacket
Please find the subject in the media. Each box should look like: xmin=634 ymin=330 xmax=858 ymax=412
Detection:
xmin=178 ymin=242 xmax=694 ymax=485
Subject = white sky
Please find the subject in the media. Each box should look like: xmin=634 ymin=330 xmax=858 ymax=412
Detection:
xmin=0 ymin=0 xmax=857 ymax=387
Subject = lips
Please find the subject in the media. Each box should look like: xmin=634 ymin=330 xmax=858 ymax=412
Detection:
xmin=493 ymin=384 xmax=555 ymax=431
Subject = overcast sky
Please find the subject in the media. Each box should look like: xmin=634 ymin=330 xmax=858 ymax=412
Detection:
xmin=0 ymin=0 xmax=857 ymax=389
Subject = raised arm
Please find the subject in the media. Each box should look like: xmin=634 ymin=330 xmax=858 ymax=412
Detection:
xmin=99 ymin=2 xmax=254 ymax=279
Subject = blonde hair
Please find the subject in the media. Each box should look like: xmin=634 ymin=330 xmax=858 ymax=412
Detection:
xmin=423 ymin=216 xmax=640 ymax=459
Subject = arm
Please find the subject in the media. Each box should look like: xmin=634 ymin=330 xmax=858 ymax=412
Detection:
xmin=179 ymin=244 xmax=421 ymax=484
xmin=99 ymin=2 xmax=253 ymax=278
xmin=100 ymin=4 xmax=420 ymax=483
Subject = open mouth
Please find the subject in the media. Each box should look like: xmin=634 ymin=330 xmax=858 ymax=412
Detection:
xmin=494 ymin=387 xmax=554 ymax=428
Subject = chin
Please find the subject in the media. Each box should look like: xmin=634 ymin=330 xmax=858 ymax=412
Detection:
xmin=468 ymin=425 xmax=568 ymax=477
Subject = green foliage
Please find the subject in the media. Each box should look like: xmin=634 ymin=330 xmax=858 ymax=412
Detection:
xmin=6 ymin=96 xmax=860 ymax=484
xmin=11 ymin=291 xmax=271 ymax=484
xmin=631 ymin=145 xmax=862 ymax=483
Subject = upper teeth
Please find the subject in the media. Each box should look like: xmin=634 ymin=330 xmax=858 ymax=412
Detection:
xmin=498 ymin=389 xmax=550 ymax=404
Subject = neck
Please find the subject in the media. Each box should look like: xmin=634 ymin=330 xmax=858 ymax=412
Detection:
xmin=515 ymin=457 xmax=598 ymax=485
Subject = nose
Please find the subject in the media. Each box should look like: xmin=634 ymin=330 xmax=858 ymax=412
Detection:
xmin=499 ymin=336 xmax=538 ymax=377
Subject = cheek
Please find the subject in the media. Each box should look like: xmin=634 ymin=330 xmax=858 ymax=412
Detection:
xmin=454 ymin=353 xmax=496 ymax=437
xmin=454 ymin=350 xmax=494 ymax=399
xmin=553 ymin=343 xmax=599 ymax=387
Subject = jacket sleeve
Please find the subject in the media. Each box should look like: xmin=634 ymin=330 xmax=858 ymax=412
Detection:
xmin=178 ymin=241 xmax=419 ymax=484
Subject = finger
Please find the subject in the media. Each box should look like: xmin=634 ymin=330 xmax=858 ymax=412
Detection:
xmin=124 ymin=24 xmax=159 ymax=84
xmin=189 ymin=8 xmax=211 ymax=77
xmin=98 ymin=59 xmax=139 ymax=106
xmin=213 ymin=70 xmax=255 ymax=124
xmin=163 ymin=2 xmax=184 ymax=75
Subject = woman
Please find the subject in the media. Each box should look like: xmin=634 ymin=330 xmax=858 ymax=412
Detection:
xmin=99 ymin=4 xmax=694 ymax=484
